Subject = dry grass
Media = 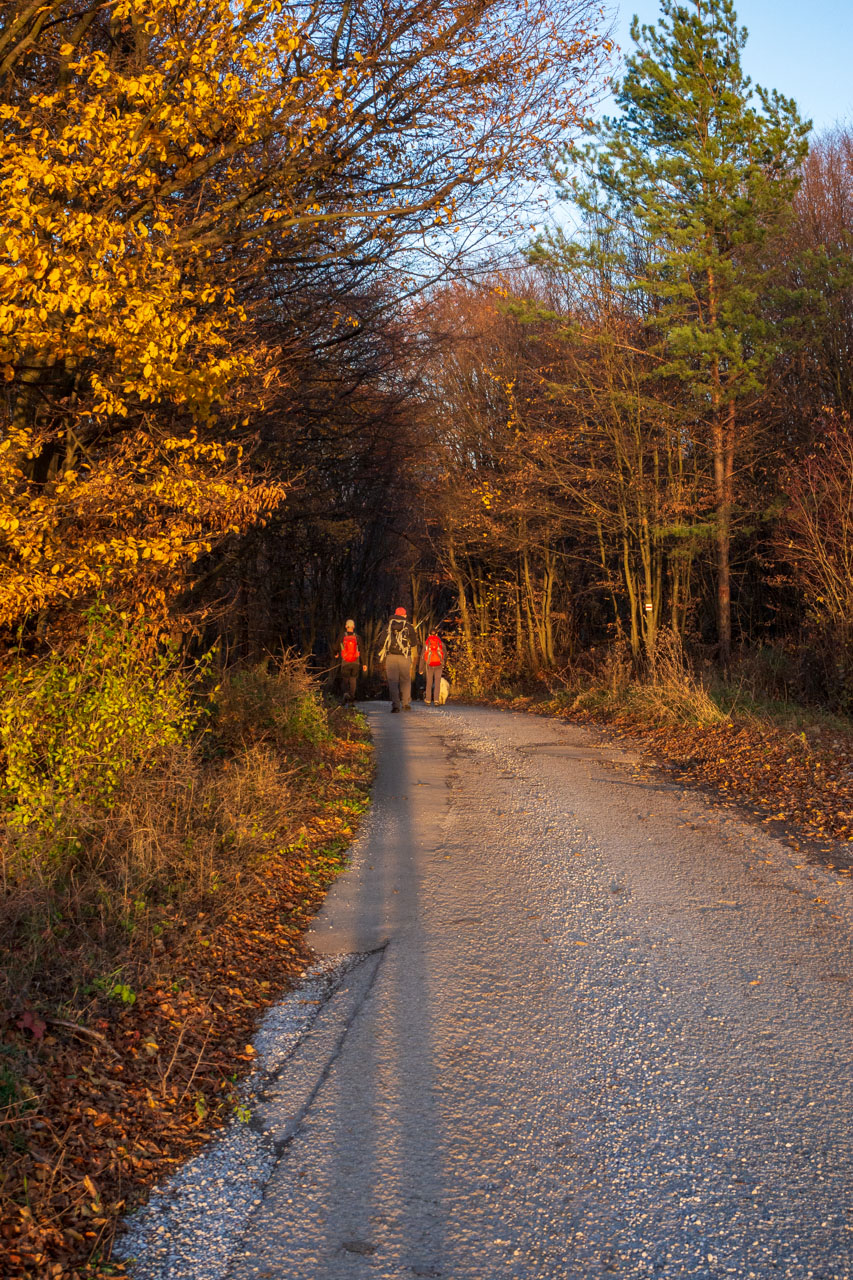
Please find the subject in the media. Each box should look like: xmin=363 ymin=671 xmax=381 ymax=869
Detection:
xmin=0 ymin=657 xmax=332 ymax=1015
xmin=0 ymin=655 xmax=373 ymax=1279
xmin=468 ymin=631 xmax=729 ymax=730
xmin=573 ymin=631 xmax=727 ymax=728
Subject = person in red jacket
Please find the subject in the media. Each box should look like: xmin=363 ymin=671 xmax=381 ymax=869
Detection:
xmin=337 ymin=619 xmax=367 ymax=704
xmin=419 ymin=630 xmax=445 ymax=705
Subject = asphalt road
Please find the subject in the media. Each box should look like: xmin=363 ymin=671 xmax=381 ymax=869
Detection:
xmin=225 ymin=703 xmax=853 ymax=1280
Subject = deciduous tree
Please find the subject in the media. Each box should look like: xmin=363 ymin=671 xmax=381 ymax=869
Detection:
xmin=0 ymin=0 xmax=608 ymax=633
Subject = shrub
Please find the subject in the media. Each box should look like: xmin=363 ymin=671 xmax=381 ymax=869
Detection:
xmin=213 ymin=656 xmax=331 ymax=750
xmin=0 ymin=630 xmax=333 ymax=1008
xmin=446 ymin=630 xmax=531 ymax=698
xmin=563 ymin=632 xmax=728 ymax=727
xmin=776 ymin=414 xmax=853 ymax=707
xmin=0 ymin=606 xmax=202 ymax=839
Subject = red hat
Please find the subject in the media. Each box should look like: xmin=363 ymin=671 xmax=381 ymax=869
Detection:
xmin=394 ymin=606 xmax=407 ymax=617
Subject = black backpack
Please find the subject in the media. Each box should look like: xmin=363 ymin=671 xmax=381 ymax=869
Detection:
xmin=380 ymin=617 xmax=412 ymax=659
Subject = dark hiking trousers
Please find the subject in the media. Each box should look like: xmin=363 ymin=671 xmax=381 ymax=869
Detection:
xmin=340 ymin=661 xmax=359 ymax=702
xmin=424 ymin=664 xmax=443 ymax=704
xmin=385 ymin=653 xmax=412 ymax=710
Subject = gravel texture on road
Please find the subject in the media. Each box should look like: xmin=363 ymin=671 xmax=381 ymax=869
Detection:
xmin=122 ymin=705 xmax=853 ymax=1280
xmin=116 ymin=955 xmax=356 ymax=1280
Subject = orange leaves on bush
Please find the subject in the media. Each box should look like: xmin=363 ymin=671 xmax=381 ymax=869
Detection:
xmin=0 ymin=427 xmax=286 ymax=624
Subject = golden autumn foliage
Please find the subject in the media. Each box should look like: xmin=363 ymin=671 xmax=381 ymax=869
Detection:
xmin=0 ymin=425 xmax=287 ymax=622
xmin=0 ymin=0 xmax=358 ymax=414
xmin=0 ymin=0 xmax=318 ymax=624
xmin=0 ymin=0 xmax=607 ymax=632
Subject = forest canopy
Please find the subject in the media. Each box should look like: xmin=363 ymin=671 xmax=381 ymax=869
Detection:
xmin=0 ymin=0 xmax=607 ymax=634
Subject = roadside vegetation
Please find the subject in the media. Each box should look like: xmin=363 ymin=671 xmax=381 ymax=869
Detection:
xmin=0 ymin=635 xmax=372 ymax=1278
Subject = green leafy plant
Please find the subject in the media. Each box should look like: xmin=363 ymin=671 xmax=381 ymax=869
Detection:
xmin=214 ymin=658 xmax=331 ymax=750
xmin=110 ymin=983 xmax=136 ymax=1006
xmin=0 ymin=604 xmax=205 ymax=836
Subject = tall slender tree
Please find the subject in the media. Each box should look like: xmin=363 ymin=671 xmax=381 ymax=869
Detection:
xmin=586 ymin=0 xmax=809 ymax=663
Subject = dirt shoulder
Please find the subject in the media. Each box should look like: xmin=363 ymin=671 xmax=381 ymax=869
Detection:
xmin=0 ymin=708 xmax=372 ymax=1280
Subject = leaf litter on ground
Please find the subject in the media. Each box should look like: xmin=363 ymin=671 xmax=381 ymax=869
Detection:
xmin=0 ymin=708 xmax=373 ymax=1280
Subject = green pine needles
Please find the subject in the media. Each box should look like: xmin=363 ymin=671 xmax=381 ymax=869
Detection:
xmin=574 ymin=0 xmax=811 ymax=662
xmin=605 ymin=0 xmax=809 ymax=395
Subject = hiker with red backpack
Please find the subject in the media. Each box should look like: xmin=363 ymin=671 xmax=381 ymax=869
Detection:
xmin=419 ymin=630 xmax=446 ymax=706
xmin=378 ymin=606 xmax=419 ymax=712
xmin=337 ymin=619 xmax=367 ymax=705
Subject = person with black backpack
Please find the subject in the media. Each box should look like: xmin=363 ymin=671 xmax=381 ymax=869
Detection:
xmin=378 ymin=606 xmax=419 ymax=712
xmin=419 ymin=629 xmax=446 ymax=706
xmin=337 ymin=619 xmax=367 ymax=705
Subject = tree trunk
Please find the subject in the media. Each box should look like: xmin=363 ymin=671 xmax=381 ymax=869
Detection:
xmin=514 ymin=560 xmax=525 ymax=659
xmin=712 ymin=401 xmax=735 ymax=668
xmin=622 ymin=532 xmax=640 ymax=661
xmin=447 ymin=544 xmax=474 ymax=665
xmin=522 ymin=550 xmax=540 ymax=670
xmin=596 ymin=520 xmax=623 ymax=643
xmin=542 ymin=548 xmax=555 ymax=666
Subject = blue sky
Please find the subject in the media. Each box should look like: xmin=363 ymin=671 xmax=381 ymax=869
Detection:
xmin=609 ymin=0 xmax=853 ymax=135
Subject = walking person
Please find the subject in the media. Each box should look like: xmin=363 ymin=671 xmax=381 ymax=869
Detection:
xmin=420 ymin=629 xmax=445 ymax=706
xmin=379 ymin=606 xmax=418 ymax=712
xmin=337 ymin=619 xmax=367 ymax=705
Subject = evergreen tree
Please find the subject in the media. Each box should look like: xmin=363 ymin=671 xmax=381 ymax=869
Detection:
xmin=589 ymin=0 xmax=809 ymax=662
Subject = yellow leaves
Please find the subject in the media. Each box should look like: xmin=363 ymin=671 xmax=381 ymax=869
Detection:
xmin=0 ymin=423 xmax=287 ymax=625
xmin=0 ymin=0 xmax=603 ymax=632
xmin=85 ymin=58 xmax=112 ymax=91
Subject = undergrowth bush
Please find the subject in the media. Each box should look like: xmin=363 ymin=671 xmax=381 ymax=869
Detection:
xmin=0 ymin=606 xmax=202 ymax=839
xmin=0 ymin=621 xmax=334 ymax=1010
xmin=470 ymin=630 xmax=729 ymax=728
xmin=717 ymin=641 xmax=853 ymax=720
xmin=215 ymin=658 xmax=330 ymax=750
xmin=446 ymin=630 xmax=538 ymax=698
xmin=565 ymin=633 xmax=727 ymax=726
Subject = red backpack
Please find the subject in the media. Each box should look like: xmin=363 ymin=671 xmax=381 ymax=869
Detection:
xmin=424 ymin=634 xmax=444 ymax=667
xmin=341 ymin=633 xmax=359 ymax=664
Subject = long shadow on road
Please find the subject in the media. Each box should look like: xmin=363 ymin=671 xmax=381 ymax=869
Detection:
xmin=226 ymin=705 xmax=449 ymax=1279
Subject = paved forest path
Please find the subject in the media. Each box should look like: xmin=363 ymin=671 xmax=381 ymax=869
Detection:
xmin=224 ymin=704 xmax=852 ymax=1280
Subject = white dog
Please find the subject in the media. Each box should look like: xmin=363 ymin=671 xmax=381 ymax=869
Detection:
xmin=438 ymin=676 xmax=450 ymax=705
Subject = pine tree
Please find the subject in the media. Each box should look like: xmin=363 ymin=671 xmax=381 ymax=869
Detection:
xmin=590 ymin=0 xmax=809 ymax=663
